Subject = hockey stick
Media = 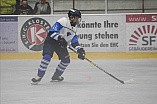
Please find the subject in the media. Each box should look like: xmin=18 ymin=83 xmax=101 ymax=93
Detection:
xmin=68 ymin=47 xmax=134 ymax=84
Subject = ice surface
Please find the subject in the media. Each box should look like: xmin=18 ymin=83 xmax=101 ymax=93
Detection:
xmin=1 ymin=59 xmax=157 ymax=104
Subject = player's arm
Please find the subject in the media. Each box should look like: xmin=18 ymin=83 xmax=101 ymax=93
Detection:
xmin=48 ymin=22 xmax=63 ymax=40
xmin=48 ymin=22 xmax=67 ymax=48
xmin=71 ymin=35 xmax=85 ymax=60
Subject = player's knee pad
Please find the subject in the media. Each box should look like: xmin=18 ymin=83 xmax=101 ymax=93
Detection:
xmin=55 ymin=57 xmax=70 ymax=76
xmin=43 ymin=54 xmax=51 ymax=62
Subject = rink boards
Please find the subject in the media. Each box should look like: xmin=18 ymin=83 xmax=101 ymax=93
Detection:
xmin=0 ymin=14 xmax=157 ymax=59
xmin=1 ymin=52 xmax=157 ymax=59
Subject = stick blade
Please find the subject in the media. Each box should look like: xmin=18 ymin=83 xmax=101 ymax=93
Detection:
xmin=123 ymin=78 xmax=134 ymax=84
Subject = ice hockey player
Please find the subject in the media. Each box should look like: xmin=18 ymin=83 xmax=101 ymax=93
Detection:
xmin=31 ymin=8 xmax=85 ymax=85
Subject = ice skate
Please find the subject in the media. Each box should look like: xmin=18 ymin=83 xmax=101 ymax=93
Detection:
xmin=50 ymin=72 xmax=64 ymax=82
xmin=31 ymin=76 xmax=42 ymax=85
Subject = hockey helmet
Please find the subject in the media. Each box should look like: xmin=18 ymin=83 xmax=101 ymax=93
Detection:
xmin=68 ymin=8 xmax=81 ymax=18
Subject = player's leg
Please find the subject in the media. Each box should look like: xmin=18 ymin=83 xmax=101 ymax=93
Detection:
xmin=31 ymin=54 xmax=52 ymax=84
xmin=51 ymin=57 xmax=70 ymax=81
xmin=31 ymin=39 xmax=54 ymax=84
xmin=51 ymin=47 xmax=70 ymax=81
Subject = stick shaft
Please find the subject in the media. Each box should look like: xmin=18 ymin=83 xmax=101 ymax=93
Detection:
xmin=69 ymin=47 xmax=124 ymax=84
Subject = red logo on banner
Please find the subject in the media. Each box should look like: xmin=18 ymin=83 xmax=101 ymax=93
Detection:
xmin=126 ymin=14 xmax=157 ymax=23
xmin=27 ymin=24 xmax=47 ymax=45
xmin=129 ymin=25 xmax=157 ymax=46
xmin=21 ymin=18 xmax=51 ymax=51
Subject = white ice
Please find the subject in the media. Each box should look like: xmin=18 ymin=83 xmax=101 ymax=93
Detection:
xmin=1 ymin=59 xmax=157 ymax=104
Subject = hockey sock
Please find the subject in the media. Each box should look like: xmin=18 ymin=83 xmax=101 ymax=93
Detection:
xmin=37 ymin=54 xmax=51 ymax=77
xmin=55 ymin=58 xmax=70 ymax=76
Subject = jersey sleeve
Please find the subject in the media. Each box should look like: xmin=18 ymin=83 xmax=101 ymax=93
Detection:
xmin=48 ymin=17 xmax=67 ymax=40
xmin=48 ymin=22 xmax=63 ymax=40
xmin=71 ymin=35 xmax=80 ymax=50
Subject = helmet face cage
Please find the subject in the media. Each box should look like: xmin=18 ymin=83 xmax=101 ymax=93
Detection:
xmin=77 ymin=18 xmax=82 ymax=25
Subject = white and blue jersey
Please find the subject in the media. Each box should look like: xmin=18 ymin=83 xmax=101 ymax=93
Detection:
xmin=48 ymin=17 xmax=80 ymax=50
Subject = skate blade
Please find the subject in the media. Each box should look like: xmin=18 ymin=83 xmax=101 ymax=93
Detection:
xmin=31 ymin=81 xmax=39 ymax=85
xmin=50 ymin=80 xmax=63 ymax=82
xmin=124 ymin=78 xmax=134 ymax=84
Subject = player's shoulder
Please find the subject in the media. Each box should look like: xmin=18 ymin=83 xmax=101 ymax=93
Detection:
xmin=57 ymin=17 xmax=68 ymax=27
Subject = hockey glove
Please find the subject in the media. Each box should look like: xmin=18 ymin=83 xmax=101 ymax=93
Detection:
xmin=77 ymin=48 xmax=85 ymax=60
xmin=57 ymin=36 xmax=67 ymax=48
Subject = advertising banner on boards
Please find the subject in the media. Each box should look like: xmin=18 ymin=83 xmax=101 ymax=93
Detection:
xmin=18 ymin=15 xmax=126 ymax=53
xmin=126 ymin=14 xmax=157 ymax=52
xmin=78 ymin=15 xmax=126 ymax=52
xmin=18 ymin=16 xmax=63 ymax=53
xmin=0 ymin=17 xmax=18 ymax=53
xmin=2 ymin=14 xmax=155 ymax=53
